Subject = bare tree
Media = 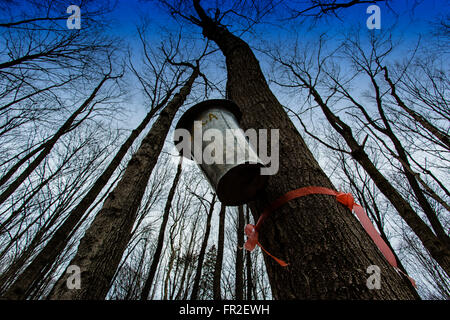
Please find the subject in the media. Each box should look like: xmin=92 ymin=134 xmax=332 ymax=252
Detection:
xmin=213 ymin=203 xmax=226 ymax=300
xmin=268 ymin=29 xmax=449 ymax=280
xmin=235 ymin=205 xmax=245 ymax=300
xmin=190 ymin=193 xmax=217 ymax=299
xmin=160 ymin=0 xmax=418 ymax=299
xmin=140 ymin=157 xmax=183 ymax=300
xmin=45 ymin=61 xmax=200 ymax=299
xmin=244 ymin=205 xmax=256 ymax=300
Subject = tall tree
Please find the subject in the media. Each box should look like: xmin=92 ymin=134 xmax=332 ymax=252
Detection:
xmin=45 ymin=63 xmax=200 ymax=300
xmin=235 ymin=205 xmax=245 ymax=300
xmin=0 ymin=51 xmax=183 ymax=299
xmin=269 ymin=31 xmax=450 ymax=278
xmin=245 ymin=206 xmax=254 ymax=300
xmin=213 ymin=204 xmax=226 ymax=300
xmin=165 ymin=0 xmax=419 ymax=299
xmin=191 ymin=193 xmax=216 ymax=300
xmin=0 ymin=70 xmax=117 ymax=208
xmin=199 ymin=245 xmax=217 ymax=299
xmin=140 ymin=157 xmax=183 ymax=300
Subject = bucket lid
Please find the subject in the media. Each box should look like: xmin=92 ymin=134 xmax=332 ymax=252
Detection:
xmin=174 ymin=99 xmax=242 ymax=132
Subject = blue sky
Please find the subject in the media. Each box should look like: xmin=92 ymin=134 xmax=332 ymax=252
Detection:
xmin=1 ymin=0 xmax=447 ymax=129
xmin=104 ymin=0 xmax=448 ymax=41
xmin=87 ymin=0 xmax=447 ymax=128
xmin=2 ymin=0 xmax=445 ymax=51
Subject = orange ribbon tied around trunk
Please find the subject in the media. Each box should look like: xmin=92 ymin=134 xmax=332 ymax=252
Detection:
xmin=244 ymin=224 xmax=288 ymax=267
xmin=243 ymin=186 xmax=416 ymax=288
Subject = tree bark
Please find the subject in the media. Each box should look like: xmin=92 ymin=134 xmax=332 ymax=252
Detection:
xmin=140 ymin=158 xmax=183 ymax=300
xmin=190 ymin=194 xmax=216 ymax=300
xmin=192 ymin=0 xmax=418 ymax=299
xmin=213 ymin=204 xmax=225 ymax=300
xmin=44 ymin=66 xmax=199 ymax=300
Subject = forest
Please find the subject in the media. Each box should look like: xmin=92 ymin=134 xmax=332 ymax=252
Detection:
xmin=0 ymin=0 xmax=448 ymax=301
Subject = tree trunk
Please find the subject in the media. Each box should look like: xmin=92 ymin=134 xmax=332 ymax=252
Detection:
xmin=192 ymin=0 xmax=418 ymax=299
xmin=382 ymin=66 xmax=450 ymax=150
xmin=140 ymin=158 xmax=183 ymax=300
xmin=190 ymin=194 xmax=216 ymax=300
xmin=235 ymin=205 xmax=245 ymax=300
xmin=213 ymin=203 xmax=225 ymax=300
xmin=1 ymin=89 xmax=173 ymax=300
xmin=307 ymin=78 xmax=450 ymax=278
xmin=0 ymin=73 xmax=111 ymax=208
xmin=174 ymin=213 xmax=200 ymax=300
xmin=45 ymin=66 xmax=199 ymax=300
xmin=245 ymin=206 xmax=254 ymax=300
xmin=368 ymin=73 xmax=450 ymax=251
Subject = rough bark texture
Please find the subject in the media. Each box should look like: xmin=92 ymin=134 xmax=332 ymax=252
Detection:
xmin=213 ymin=204 xmax=225 ymax=300
xmin=193 ymin=0 xmax=418 ymax=299
xmin=140 ymin=158 xmax=183 ymax=300
xmin=45 ymin=67 xmax=198 ymax=300
xmin=235 ymin=205 xmax=245 ymax=300
xmin=190 ymin=194 xmax=216 ymax=300
xmin=1 ymin=90 xmax=173 ymax=300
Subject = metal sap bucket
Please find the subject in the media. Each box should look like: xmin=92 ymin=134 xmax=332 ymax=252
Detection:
xmin=174 ymin=99 xmax=268 ymax=206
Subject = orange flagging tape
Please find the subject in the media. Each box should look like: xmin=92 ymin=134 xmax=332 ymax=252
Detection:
xmin=243 ymin=186 xmax=416 ymax=288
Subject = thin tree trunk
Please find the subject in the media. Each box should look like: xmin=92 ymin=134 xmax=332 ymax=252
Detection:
xmin=309 ymin=78 xmax=450 ymax=278
xmin=213 ymin=204 xmax=225 ymax=300
xmin=124 ymin=238 xmax=149 ymax=300
xmin=368 ymin=74 xmax=450 ymax=251
xmin=175 ymin=213 xmax=200 ymax=300
xmin=1 ymin=89 xmax=173 ymax=300
xmin=339 ymin=155 xmax=413 ymax=279
xmin=140 ymin=157 xmax=183 ymax=300
xmin=45 ymin=66 xmax=199 ymax=300
xmin=382 ymin=66 xmax=450 ymax=150
xmin=245 ymin=206 xmax=254 ymax=300
xmin=0 ymin=144 xmax=44 ymax=188
xmin=235 ymin=205 xmax=244 ymax=300
xmin=190 ymin=194 xmax=216 ymax=300
xmin=192 ymin=0 xmax=418 ymax=299
xmin=0 ymin=73 xmax=112 ymax=207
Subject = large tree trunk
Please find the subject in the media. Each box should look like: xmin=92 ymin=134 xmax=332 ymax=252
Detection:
xmin=213 ymin=204 xmax=225 ymax=300
xmin=235 ymin=205 xmax=245 ymax=300
xmin=45 ymin=66 xmax=199 ymax=300
xmin=192 ymin=0 xmax=418 ymax=299
xmin=1 ymin=89 xmax=173 ymax=300
xmin=140 ymin=158 xmax=183 ymax=300
xmin=190 ymin=194 xmax=216 ymax=300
